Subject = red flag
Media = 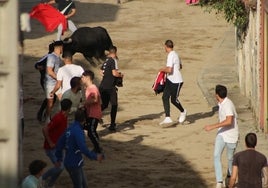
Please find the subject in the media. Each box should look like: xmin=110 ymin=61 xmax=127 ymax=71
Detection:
xmin=30 ymin=3 xmax=67 ymax=34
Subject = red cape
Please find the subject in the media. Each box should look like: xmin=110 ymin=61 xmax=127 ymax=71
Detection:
xmin=30 ymin=3 xmax=67 ymax=34
xmin=152 ymin=71 xmax=166 ymax=95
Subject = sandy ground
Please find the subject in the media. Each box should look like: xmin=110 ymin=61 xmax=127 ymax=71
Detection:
xmin=19 ymin=0 xmax=245 ymax=187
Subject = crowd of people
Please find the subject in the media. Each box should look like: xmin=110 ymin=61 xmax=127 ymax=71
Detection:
xmin=20 ymin=1 xmax=268 ymax=187
xmin=23 ymin=37 xmax=268 ymax=188
xmin=22 ymin=35 xmax=123 ymax=187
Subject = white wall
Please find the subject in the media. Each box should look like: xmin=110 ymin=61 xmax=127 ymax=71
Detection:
xmin=0 ymin=0 xmax=19 ymax=187
xmin=236 ymin=3 xmax=261 ymax=122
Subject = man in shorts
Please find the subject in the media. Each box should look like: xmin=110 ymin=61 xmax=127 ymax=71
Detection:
xmin=45 ymin=40 xmax=63 ymax=123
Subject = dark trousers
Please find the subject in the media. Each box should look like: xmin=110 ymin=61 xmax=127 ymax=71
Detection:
xmin=66 ymin=166 xmax=88 ymax=188
xmin=86 ymin=117 xmax=101 ymax=153
xmin=100 ymin=87 xmax=118 ymax=125
xmin=37 ymin=94 xmax=56 ymax=121
xmin=162 ymin=79 xmax=184 ymax=117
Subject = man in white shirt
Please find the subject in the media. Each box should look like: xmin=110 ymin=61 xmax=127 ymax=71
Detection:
xmin=50 ymin=51 xmax=84 ymax=100
xmin=159 ymin=40 xmax=187 ymax=125
xmin=204 ymin=84 xmax=239 ymax=188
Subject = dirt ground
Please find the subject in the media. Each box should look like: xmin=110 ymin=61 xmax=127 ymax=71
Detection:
xmin=20 ymin=0 xmax=238 ymax=187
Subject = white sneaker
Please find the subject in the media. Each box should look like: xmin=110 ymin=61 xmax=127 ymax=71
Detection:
xmin=159 ymin=117 xmax=173 ymax=125
xmin=215 ymin=182 xmax=223 ymax=188
xmin=178 ymin=109 xmax=187 ymax=123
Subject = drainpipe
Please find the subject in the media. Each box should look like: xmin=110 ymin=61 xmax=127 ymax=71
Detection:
xmin=260 ymin=0 xmax=265 ymax=130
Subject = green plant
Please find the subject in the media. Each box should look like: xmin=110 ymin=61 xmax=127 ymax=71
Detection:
xmin=199 ymin=0 xmax=249 ymax=39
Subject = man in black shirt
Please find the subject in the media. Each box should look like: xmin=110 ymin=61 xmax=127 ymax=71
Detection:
xmin=99 ymin=46 xmax=123 ymax=131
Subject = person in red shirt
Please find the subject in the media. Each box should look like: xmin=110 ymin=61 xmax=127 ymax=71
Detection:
xmin=81 ymin=70 xmax=102 ymax=154
xmin=41 ymin=98 xmax=72 ymax=187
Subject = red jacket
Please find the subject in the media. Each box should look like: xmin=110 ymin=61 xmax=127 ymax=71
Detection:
xmin=152 ymin=71 xmax=166 ymax=95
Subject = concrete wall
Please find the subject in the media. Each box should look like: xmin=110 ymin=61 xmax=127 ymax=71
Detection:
xmin=236 ymin=2 xmax=262 ymax=124
xmin=0 ymin=0 xmax=19 ymax=187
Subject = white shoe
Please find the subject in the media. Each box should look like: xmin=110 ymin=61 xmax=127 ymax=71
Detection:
xmin=178 ymin=109 xmax=187 ymax=123
xmin=159 ymin=117 xmax=173 ymax=125
xmin=215 ymin=182 xmax=223 ymax=188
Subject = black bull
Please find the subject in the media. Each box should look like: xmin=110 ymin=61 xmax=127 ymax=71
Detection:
xmin=63 ymin=26 xmax=113 ymax=63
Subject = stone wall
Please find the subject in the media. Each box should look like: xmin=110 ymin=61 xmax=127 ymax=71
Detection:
xmin=236 ymin=4 xmax=261 ymax=123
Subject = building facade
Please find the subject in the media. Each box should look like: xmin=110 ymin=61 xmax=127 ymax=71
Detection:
xmin=236 ymin=0 xmax=268 ymax=130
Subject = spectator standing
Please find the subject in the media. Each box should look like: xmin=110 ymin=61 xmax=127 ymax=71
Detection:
xmin=229 ymin=133 xmax=268 ymax=188
xmin=204 ymin=84 xmax=239 ymax=188
xmin=99 ymin=46 xmax=123 ymax=131
xmin=36 ymin=42 xmax=56 ymax=122
xmin=50 ymin=51 xmax=84 ymax=100
xmin=21 ymin=160 xmax=47 ymax=188
xmin=81 ymin=70 xmax=102 ymax=153
xmin=47 ymin=0 xmax=77 ymax=40
xmin=45 ymin=40 xmax=64 ymax=123
xmin=61 ymin=76 xmax=83 ymax=123
xmin=41 ymin=99 xmax=72 ymax=187
xmin=159 ymin=39 xmax=186 ymax=125
xmin=55 ymin=109 xmax=103 ymax=188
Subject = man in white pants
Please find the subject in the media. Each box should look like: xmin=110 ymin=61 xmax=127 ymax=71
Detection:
xmin=47 ymin=0 xmax=77 ymax=40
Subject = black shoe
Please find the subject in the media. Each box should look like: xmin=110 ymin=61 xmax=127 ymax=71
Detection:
xmin=99 ymin=118 xmax=104 ymax=125
xmin=37 ymin=110 xmax=46 ymax=123
xmin=108 ymin=124 xmax=116 ymax=131
xmin=92 ymin=147 xmax=103 ymax=154
xmin=225 ymin=174 xmax=231 ymax=188
xmin=37 ymin=112 xmax=42 ymax=122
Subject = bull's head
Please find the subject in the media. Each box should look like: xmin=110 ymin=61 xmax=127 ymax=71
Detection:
xmin=62 ymin=37 xmax=75 ymax=57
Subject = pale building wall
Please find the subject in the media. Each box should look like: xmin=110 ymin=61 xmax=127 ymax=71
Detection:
xmin=236 ymin=2 xmax=261 ymax=123
xmin=0 ymin=0 xmax=19 ymax=187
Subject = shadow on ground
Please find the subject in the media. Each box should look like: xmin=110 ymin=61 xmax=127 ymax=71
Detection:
xmin=185 ymin=105 xmax=218 ymax=124
xmin=55 ymin=132 xmax=209 ymax=188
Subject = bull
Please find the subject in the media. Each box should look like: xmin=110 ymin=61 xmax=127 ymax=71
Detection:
xmin=63 ymin=26 xmax=113 ymax=64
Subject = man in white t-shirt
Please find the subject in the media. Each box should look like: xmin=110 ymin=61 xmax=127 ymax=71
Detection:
xmin=159 ymin=40 xmax=187 ymax=125
xmin=204 ymin=84 xmax=239 ymax=188
xmin=50 ymin=51 xmax=84 ymax=100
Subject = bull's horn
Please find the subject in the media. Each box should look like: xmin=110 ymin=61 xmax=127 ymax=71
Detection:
xmin=63 ymin=38 xmax=72 ymax=43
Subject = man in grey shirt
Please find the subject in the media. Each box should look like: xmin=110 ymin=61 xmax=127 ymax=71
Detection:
xmin=45 ymin=40 xmax=63 ymax=123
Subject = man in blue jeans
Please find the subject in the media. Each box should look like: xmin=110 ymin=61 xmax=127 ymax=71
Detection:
xmin=55 ymin=109 xmax=103 ymax=188
xmin=204 ymin=85 xmax=239 ymax=188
